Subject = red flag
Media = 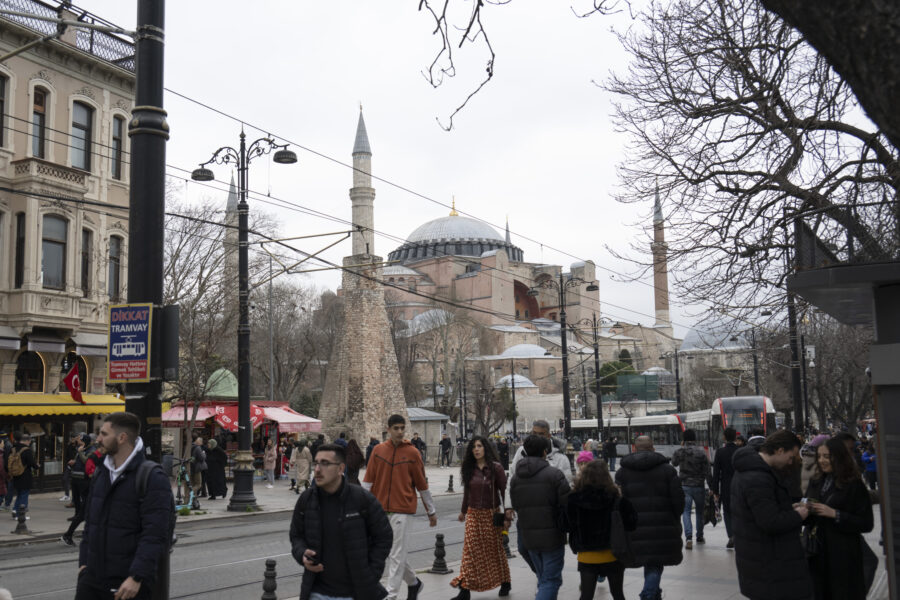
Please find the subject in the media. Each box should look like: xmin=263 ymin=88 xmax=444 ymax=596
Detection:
xmin=63 ymin=364 xmax=85 ymax=404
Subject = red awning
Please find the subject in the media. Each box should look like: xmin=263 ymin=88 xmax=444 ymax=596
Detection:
xmin=161 ymin=405 xmax=216 ymax=427
xmin=263 ymin=406 xmax=321 ymax=433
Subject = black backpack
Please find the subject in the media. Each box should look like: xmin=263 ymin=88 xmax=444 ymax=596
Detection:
xmin=136 ymin=460 xmax=177 ymax=552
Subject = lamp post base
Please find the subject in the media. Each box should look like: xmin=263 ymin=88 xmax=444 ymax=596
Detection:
xmin=227 ymin=450 xmax=258 ymax=512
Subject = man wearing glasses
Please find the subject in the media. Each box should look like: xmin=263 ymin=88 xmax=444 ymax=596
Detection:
xmin=364 ymin=414 xmax=437 ymax=600
xmin=290 ymin=443 xmax=392 ymax=600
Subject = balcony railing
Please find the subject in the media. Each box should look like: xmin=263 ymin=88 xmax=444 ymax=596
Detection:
xmin=0 ymin=0 xmax=134 ymax=72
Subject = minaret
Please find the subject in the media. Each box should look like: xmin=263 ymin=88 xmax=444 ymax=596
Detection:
xmin=350 ymin=108 xmax=375 ymax=255
xmin=318 ymin=109 xmax=408 ymax=443
xmin=505 ymin=216 xmax=511 ymax=245
xmin=651 ymin=185 xmax=671 ymax=328
xmin=224 ymin=173 xmax=239 ymax=281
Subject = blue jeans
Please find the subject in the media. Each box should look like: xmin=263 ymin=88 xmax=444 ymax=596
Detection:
xmin=13 ymin=488 xmax=30 ymax=514
xmin=682 ymin=485 xmax=705 ymax=540
xmin=527 ymin=546 xmax=565 ymax=600
xmin=640 ymin=565 xmax=664 ymax=600
xmin=608 ymin=456 xmax=617 ymax=471
xmin=310 ymin=594 xmax=353 ymax=600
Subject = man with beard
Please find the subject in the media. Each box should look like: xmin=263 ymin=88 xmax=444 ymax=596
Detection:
xmin=731 ymin=430 xmax=811 ymax=600
xmin=77 ymin=412 xmax=173 ymax=600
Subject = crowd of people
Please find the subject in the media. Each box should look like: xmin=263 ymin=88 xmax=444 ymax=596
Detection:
xmin=0 ymin=416 xmax=883 ymax=600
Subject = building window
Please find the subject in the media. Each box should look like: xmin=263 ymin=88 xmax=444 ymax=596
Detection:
xmin=71 ymin=101 xmax=93 ymax=171
xmin=111 ymin=115 xmax=124 ymax=179
xmin=0 ymin=76 xmax=6 ymax=146
xmin=14 ymin=212 xmax=25 ymax=288
xmin=108 ymin=236 xmax=122 ymax=301
xmin=42 ymin=215 xmax=67 ymax=289
xmin=81 ymin=229 xmax=92 ymax=296
xmin=32 ymin=87 xmax=47 ymax=158
xmin=15 ymin=351 xmax=44 ymax=392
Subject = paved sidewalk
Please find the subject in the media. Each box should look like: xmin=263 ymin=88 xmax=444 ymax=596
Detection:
xmin=0 ymin=464 xmax=464 ymax=546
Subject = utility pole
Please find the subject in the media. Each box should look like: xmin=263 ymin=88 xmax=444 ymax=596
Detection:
xmin=510 ymin=360 xmax=517 ymax=438
xmin=124 ymin=2 xmax=168 ymax=598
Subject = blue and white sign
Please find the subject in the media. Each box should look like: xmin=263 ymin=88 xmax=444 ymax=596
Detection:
xmin=107 ymin=303 xmax=153 ymax=382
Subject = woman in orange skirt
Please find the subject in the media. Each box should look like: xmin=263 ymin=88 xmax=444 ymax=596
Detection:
xmin=451 ymin=435 xmax=511 ymax=600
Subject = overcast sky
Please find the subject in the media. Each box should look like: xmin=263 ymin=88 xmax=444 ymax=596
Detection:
xmin=78 ymin=0 xmax=700 ymax=338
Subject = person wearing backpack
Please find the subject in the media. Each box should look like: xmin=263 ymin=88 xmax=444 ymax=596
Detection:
xmin=78 ymin=412 xmax=173 ymax=600
xmin=60 ymin=434 xmax=96 ymax=546
xmin=10 ymin=431 xmax=37 ymax=520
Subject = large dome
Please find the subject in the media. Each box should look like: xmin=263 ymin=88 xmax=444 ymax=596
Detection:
xmin=407 ymin=215 xmax=504 ymax=244
xmin=389 ymin=213 xmax=524 ymax=264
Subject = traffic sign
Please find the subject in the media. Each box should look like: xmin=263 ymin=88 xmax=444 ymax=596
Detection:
xmin=107 ymin=303 xmax=153 ymax=382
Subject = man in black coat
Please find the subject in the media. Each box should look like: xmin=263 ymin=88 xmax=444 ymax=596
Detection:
xmin=615 ymin=435 xmax=685 ymax=600
xmin=290 ymin=443 xmax=393 ymax=600
xmin=510 ymin=434 xmax=571 ymax=599
xmin=712 ymin=426 xmax=739 ymax=548
xmin=731 ymin=430 xmax=811 ymax=600
xmin=78 ymin=412 xmax=173 ymax=600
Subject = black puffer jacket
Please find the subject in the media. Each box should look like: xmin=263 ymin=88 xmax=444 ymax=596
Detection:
xmin=78 ymin=453 xmax=173 ymax=587
xmin=615 ymin=451 xmax=684 ymax=566
xmin=510 ymin=456 xmax=570 ymax=551
xmin=565 ymin=487 xmax=637 ymax=553
xmin=11 ymin=443 xmax=37 ymax=490
xmin=289 ymin=481 xmax=393 ymax=600
xmin=730 ymin=446 xmax=811 ymax=600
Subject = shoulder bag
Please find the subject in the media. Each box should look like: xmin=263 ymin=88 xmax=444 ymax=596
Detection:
xmin=610 ymin=496 xmax=636 ymax=566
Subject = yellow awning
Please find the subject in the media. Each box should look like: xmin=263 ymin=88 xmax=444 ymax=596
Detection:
xmin=0 ymin=394 xmax=126 ymax=416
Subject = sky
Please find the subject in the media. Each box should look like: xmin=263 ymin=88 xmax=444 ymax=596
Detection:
xmin=77 ymin=0 xmax=700 ymax=338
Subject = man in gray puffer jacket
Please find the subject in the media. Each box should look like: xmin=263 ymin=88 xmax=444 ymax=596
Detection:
xmin=671 ymin=429 xmax=712 ymax=548
xmin=510 ymin=434 xmax=570 ymax=600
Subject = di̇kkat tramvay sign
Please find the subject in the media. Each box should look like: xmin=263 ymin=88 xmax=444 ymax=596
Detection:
xmin=107 ymin=303 xmax=153 ymax=383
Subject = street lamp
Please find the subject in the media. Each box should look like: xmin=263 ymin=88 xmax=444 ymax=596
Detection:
xmin=659 ymin=349 xmax=681 ymax=412
xmin=528 ymin=273 xmax=598 ymax=439
xmin=192 ymin=130 xmax=296 ymax=512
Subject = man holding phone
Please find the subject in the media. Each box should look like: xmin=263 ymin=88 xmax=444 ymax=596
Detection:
xmin=290 ymin=443 xmax=392 ymax=600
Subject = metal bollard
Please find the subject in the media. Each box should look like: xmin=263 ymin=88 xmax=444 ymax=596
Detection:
xmin=261 ymin=558 xmax=277 ymax=600
xmin=427 ymin=533 xmax=453 ymax=574
xmin=11 ymin=507 xmax=30 ymax=535
xmin=446 ymin=474 xmax=455 ymax=493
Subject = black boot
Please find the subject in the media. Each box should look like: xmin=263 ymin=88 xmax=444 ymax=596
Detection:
xmin=499 ymin=582 xmax=511 ymax=596
xmin=451 ymin=587 xmax=470 ymax=600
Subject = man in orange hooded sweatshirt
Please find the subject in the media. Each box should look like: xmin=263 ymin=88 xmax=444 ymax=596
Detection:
xmin=363 ymin=414 xmax=437 ymax=600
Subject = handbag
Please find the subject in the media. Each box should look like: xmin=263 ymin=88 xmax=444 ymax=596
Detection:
xmin=489 ymin=462 xmax=506 ymax=528
xmin=802 ymin=524 xmax=820 ymax=557
xmin=610 ymin=496 xmax=636 ymax=567
xmin=704 ymin=490 xmax=718 ymax=526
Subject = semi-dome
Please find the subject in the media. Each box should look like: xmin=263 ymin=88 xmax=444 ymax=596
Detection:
xmin=495 ymin=374 xmax=537 ymax=388
xmin=389 ymin=212 xmax=524 ymax=264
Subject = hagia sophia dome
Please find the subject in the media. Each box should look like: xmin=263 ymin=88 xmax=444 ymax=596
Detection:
xmin=388 ymin=208 xmax=524 ymax=264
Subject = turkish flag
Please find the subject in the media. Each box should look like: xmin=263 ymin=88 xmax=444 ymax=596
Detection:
xmin=63 ymin=364 xmax=85 ymax=404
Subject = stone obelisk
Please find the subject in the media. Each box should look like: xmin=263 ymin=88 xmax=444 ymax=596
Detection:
xmin=318 ymin=109 xmax=408 ymax=443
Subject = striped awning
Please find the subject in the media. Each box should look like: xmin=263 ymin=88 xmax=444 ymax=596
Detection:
xmin=0 ymin=394 xmax=125 ymax=416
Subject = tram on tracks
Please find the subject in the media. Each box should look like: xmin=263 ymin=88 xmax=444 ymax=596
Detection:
xmin=571 ymin=396 xmax=777 ymax=458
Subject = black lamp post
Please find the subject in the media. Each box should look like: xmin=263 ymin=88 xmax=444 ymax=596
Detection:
xmin=572 ymin=313 xmax=607 ymax=439
xmin=528 ymin=274 xmax=598 ymax=440
xmin=191 ymin=130 xmax=296 ymax=512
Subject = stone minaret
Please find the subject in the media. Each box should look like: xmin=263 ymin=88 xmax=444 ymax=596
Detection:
xmin=224 ymin=173 xmax=239 ymax=287
xmin=318 ymin=110 xmax=408 ymax=443
xmin=350 ymin=109 xmax=375 ymax=255
xmin=652 ymin=185 xmax=672 ymax=328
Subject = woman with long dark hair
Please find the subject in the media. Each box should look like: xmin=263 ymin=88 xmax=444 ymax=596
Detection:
xmin=805 ymin=438 xmax=874 ymax=600
xmin=450 ymin=435 xmax=511 ymax=600
xmin=345 ymin=438 xmax=364 ymax=485
xmin=566 ymin=459 xmax=637 ymax=600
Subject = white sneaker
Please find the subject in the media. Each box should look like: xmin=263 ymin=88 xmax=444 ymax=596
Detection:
xmin=266 ymin=484 xmax=273 ymax=489
xmin=59 ymin=495 xmax=70 ymax=501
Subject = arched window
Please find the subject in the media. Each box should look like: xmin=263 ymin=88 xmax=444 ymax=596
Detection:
xmin=60 ymin=352 xmax=89 ymax=393
xmin=42 ymin=215 xmax=67 ymax=289
xmin=108 ymin=236 xmax=122 ymax=301
xmin=32 ymin=87 xmax=48 ymax=158
xmin=15 ymin=351 xmax=44 ymax=392
xmin=71 ymin=101 xmax=94 ymax=171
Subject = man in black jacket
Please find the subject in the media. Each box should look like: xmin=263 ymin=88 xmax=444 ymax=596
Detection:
xmin=290 ymin=443 xmax=393 ymax=600
xmin=712 ymin=426 xmax=739 ymax=548
xmin=78 ymin=412 xmax=173 ymax=600
xmin=731 ymin=430 xmax=811 ymax=600
xmin=615 ymin=435 xmax=685 ymax=600
xmin=510 ymin=434 xmax=570 ymax=600
xmin=10 ymin=431 xmax=37 ymax=519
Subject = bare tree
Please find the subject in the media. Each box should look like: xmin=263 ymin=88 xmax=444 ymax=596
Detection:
xmin=606 ymin=0 xmax=899 ymax=322
xmin=467 ymin=369 xmax=513 ymax=435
